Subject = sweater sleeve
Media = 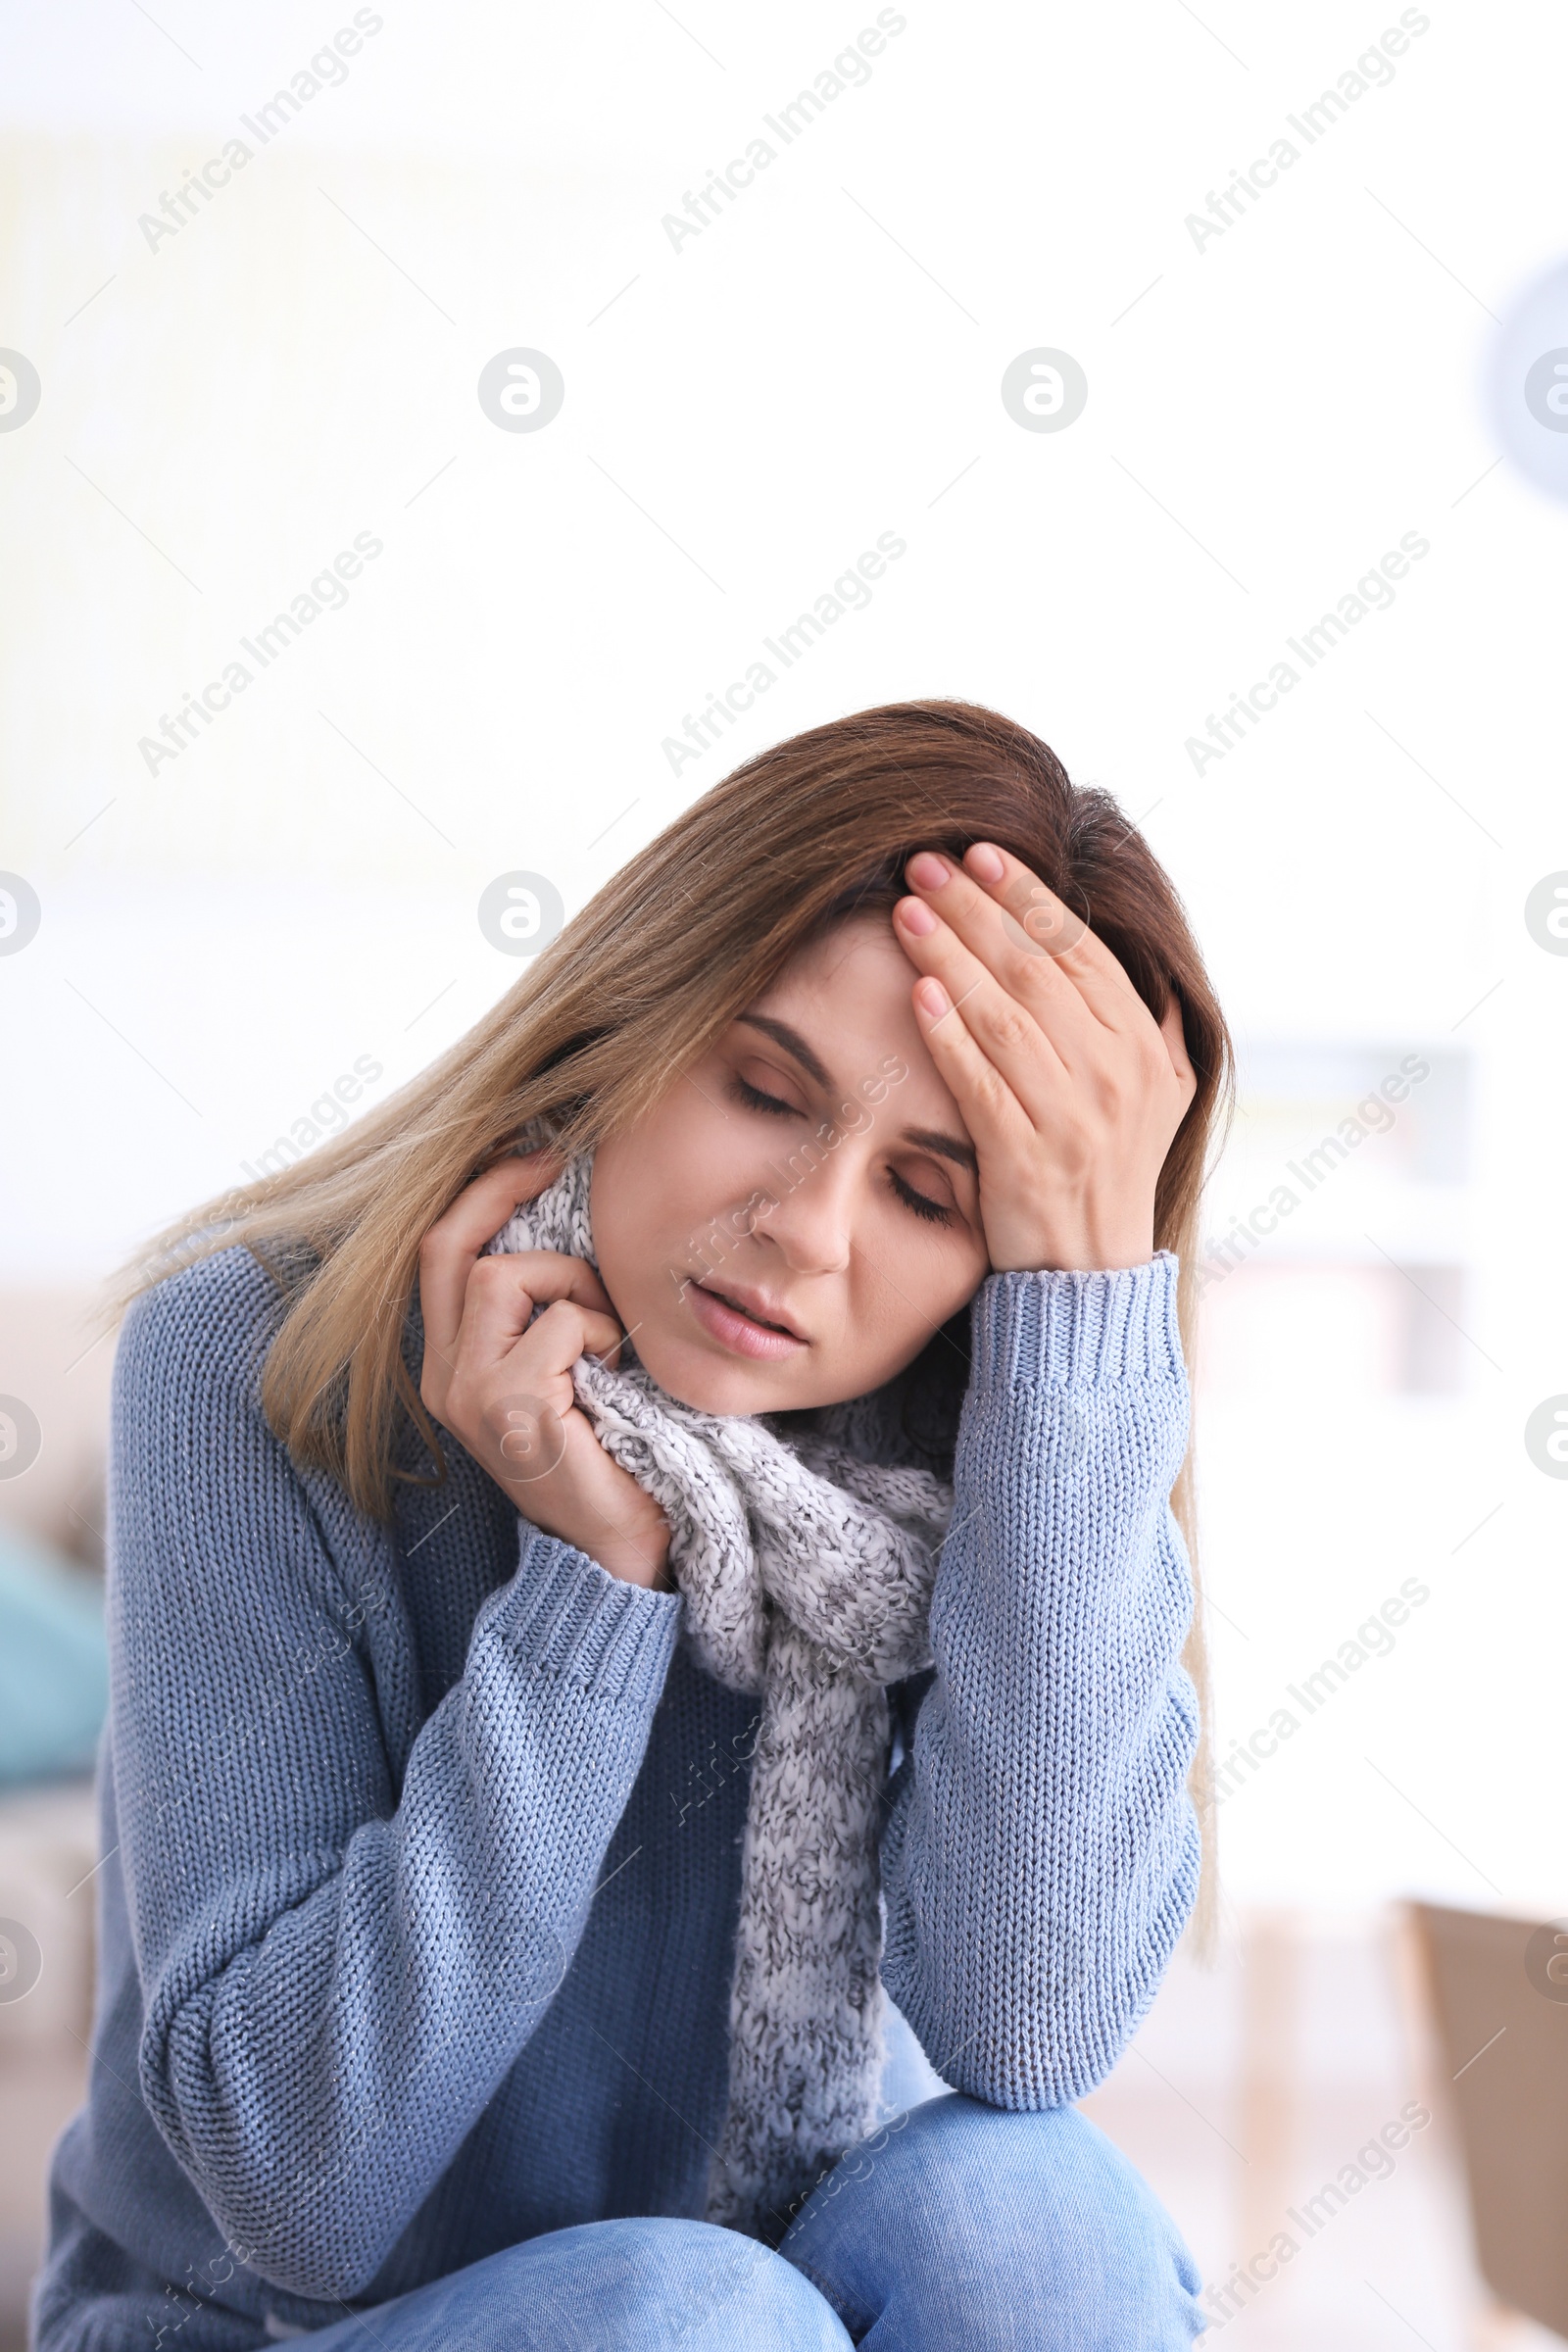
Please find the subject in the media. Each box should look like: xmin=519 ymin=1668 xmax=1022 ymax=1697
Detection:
xmin=112 ymin=1255 xmax=682 ymax=2302
xmin=878 ymin=1250 xmax=1200 ymax=2107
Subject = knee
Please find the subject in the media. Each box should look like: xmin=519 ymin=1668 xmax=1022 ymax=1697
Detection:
xmin=781 ymin=2097 xmax=1204 ymax=2350
xmin=527 ymin=2219 xmax=852 ymax=2351
xmin=366 ymin=2221 xmax=851 ymax=2352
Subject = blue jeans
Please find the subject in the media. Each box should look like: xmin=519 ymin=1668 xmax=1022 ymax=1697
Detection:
xmin=298 ymin=2095 xmax=1204 ymax=2349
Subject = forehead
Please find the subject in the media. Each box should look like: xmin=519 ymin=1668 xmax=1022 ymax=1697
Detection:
xmin=745 ymin=913 xmax=969 ymax=1129
xmin=755 ymin=911 xmax=909 ymax=1021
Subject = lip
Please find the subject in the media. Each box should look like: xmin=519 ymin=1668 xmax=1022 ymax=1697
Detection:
xmin=686 ymin=1278 xmax=808 ymax=1360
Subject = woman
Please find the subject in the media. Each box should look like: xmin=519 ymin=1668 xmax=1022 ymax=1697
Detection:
xmin=34 ymin=701 xmax=1229 ymax=2351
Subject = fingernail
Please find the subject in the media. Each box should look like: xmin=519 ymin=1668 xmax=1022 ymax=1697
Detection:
xmin=906 ymin=851 xmax=951 ymax=890
xmin=966 ymin=843 xmax=1004 ymax=883
xmin=897 ymin=897 xmax=938 ymax=936
xmin=915 ymin=978 xmax=951 ymax=1017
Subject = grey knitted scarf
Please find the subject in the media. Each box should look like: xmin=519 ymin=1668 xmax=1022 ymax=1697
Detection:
xmin=486 ymin=1151 xmax=954 ymax=2243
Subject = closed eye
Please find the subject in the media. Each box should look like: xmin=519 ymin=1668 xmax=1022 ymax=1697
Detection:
xmin=728 ymin=1073 xmax=799 ymax=1119
xmin=888 ymin=1167 xmax=955 ymax=1225
xmin=732 ymin=1069 xmax=957 ymax=1226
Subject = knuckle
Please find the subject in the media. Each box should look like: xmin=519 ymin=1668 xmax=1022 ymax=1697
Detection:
xmin=986 ymin=1004 xmax=1034 ymax=1057
xmin=1005 ymin=940 xmax=1053 ymax=994
xmin=1089 ymin=1074 xmax=1124 ymax=1124
xmin=970 ymin=1063 xmax=1011 ymax=1120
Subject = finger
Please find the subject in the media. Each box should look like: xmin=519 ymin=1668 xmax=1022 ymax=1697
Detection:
xmin=893 ymin=895 xmax=1073 ymax=1121
xmin=512 ymin=1296 xmax=627 ymax=1381
xmin=494 ymin=1249 xmax=617 ymax=1322
xmin=963 ymin=844 xmax=1193 ymax=1104
xmin=909 ymin=847 xmax=1145 ymax=1037
xmin=448 ymin=1300 xmax=627 ymax=1464
xmin=901 ymin=852 xmax=1103 ymax=1070
xmin=457 ymin=1255 xmax=620 ymax=1370
xmin=417 ymin=1149 xmax=563 ymax=1358
xmin=906 ymin=971 xmax=1038 ymax=1168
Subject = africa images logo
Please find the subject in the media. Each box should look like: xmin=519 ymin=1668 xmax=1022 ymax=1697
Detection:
xmin=0 ymin=350 xmax=41 ymax=432
xmin=476 ymin=351 xmax=565 ymax=433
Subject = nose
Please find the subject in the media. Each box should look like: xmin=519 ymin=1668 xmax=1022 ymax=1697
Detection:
xmin=755 ymin=1132 xmax=863 ymax=1277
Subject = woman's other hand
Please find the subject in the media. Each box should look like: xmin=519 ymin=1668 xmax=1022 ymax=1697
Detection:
xmin=417 ymin=1153 xmax=674 ymax=1590
xmin=894 ymin=845 xmax=1198 ymax=1275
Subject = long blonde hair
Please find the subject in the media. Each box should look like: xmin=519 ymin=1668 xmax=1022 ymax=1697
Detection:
xmin=123 ymin=700 xmax=1233 ymax=1932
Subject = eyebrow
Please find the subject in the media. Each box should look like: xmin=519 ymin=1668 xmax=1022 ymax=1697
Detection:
xmin=736 ymin=1013 xmax=978 ymax=1180
xmin=735 ymin=1013 xmax=835 ymax=1091
xmin=900 ymin=1124 xmax=979 ymax=1179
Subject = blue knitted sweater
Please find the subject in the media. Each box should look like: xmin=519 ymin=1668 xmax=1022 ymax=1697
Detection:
xmin=33 ymin=1245 xmax=1199 ymax=2352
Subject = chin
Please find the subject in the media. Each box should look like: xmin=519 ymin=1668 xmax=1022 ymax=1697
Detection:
xmin=634 ymin=1332 xmax=789 ymax=1418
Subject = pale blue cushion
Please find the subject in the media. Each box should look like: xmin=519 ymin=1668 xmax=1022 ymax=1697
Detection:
xmin=0 ymin=1524 xmax=107 ymax=1785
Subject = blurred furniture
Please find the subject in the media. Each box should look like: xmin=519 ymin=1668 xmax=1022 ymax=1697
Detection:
xmin=0 ymin=1288 xmax=113 ymax=2352
xmin=0 ymin=1526 xmax=106 ymax=1785
xmin=0 ymin=1288 xmax=115 ymax=1576
xmin=1407 ymin=1903 xmax=1568 ymax=2343
xmin=0 ymin=1777 xmax=98 ymax=2352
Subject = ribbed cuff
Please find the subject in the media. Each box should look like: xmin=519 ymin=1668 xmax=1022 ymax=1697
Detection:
xmin=970 ymin=1250 xmax=1185 ymax=1390
xmin=490 ymin=1523 xmax=683 ymax=1701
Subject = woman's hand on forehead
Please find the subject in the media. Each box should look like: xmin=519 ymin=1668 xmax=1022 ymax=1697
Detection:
xmin=892 ymin=843 xmax=1197 ymax=1274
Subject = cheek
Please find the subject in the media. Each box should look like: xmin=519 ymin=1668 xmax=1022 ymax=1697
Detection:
xmin=592 ymin=1124 xmax=670 ymax=1294
xmin=592 ymin=1096 xmax=746 ymax=1288
xmin=844 ymin=1218 xmax=985 ymax=1374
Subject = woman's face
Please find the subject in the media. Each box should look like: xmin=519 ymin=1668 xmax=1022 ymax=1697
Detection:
xmin=591 ymin=913 xmax=991 ymax=1415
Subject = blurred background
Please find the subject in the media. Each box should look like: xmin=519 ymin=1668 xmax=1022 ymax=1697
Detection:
xmin=1 ymin=1 xmax=1566 ymax=2344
